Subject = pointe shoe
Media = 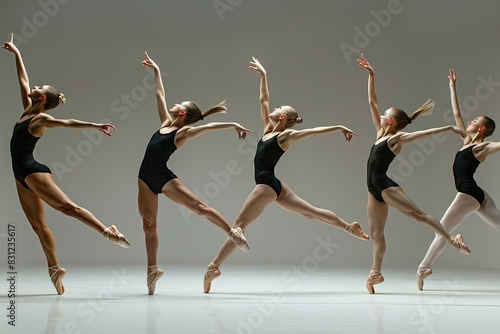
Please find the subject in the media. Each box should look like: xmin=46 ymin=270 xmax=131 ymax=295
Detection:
xmin=228 ymin=227 xmax=250 ymax=253
xmin=49 ymin=265 xmax=66 ymax=295
xmin=366 ymin=270 xmax=384 ymax=294
xmin=204 ymin=262 xmax=221 ymax=293
xmin=344 ymin=222 xmax=369 ymax=240
xmin=147 ymin=266 xmax=164 ymax=295
xmin=417 ymin=267 xmax=433 ymax=291
xmin=448 ymin=234 xmax=471 ymax=255
xmin=102 ymin=225 xmax=130 ymax=248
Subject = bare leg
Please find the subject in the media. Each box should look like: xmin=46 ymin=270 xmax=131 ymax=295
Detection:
xmin=138 ymin=179 xmax=159 ymax=266
xmin=275 ymin=183 xmax=368 ymax=239
xmin=366 ymin=192 xmax=388 ymax=294
xmin=382 ymin=187 xmax=453 ymax=238
xmin=15 ymin=179 xmax=66 ymax=294
xmin=162 ymin=178 xmax=233 ymax=233
xmin=212 ymin=185 xmax=277 ymax=265
xmin=204 ymin=185 xmax=276 ymax=293
xmin=25 ymin=173 xmax=107 ymax=233
xmin=16 ymin=180 xmax=58 ymax=267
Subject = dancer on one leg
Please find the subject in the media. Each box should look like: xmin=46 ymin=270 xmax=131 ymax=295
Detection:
xmin=357 ymin=54 xmax=470 ymax=294
xmin=3 ymin=34 xmax=129 ymax=295
xmin=138 ymin=52 xmax=252 ymax=295
xmin=417 ymin=69 xmax=500 ymax=290
xmin=203 ymin=57 xmax=369 ymax=293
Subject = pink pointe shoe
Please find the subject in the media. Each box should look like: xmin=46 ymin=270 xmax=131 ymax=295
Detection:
xmin=344 ymin=222 xmax=369 ymax=240
xmin=102 ymin=225 xmax=131 ymax=248
xmin=49 ymin=265 xmax=66 ymax=295
xmin=417 ymin=267 xmax=433 ymax=291
xmin=204 ymin=262 xmax=221 ymax=293
xmin=228 ymin=227 xmax=250 ymax=253
xmin=366 ymin=270 xmax=384 ymax=294
xmin=147 ymin=266 xmax=164 ymax=295
xmin=448 ymin=234 xmax=471 ymax=255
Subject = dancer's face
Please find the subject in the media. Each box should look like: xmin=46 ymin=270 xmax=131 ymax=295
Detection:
xmin=380 ymin=109 xmax=395 ymax=127
xmin=169 ymin=102 xmax=188 ymax=115
xmin=466 ymin=117 xmax=484 ymax=134
xmin=28 ymin=85 xmax=47 ymax=101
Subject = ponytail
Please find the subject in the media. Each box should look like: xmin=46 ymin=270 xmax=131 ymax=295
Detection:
xmin=392 ymin=98 xmax=435 ymax=131
xmin=183 ymin=100 xmax=228 ymax=125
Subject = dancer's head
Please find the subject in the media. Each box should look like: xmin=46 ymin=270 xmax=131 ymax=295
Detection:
xmin=467 ymin=115 xmax=495 ymax=138
xmin=170 ymin=100 xmax=227 ymax=125
xmin=270 ymin=106 xmax=303 ymax=128
xmin=381 ymin=99 xmax=435 ymax=131
xmin=28 ymin=85 xmax=66 ymax=110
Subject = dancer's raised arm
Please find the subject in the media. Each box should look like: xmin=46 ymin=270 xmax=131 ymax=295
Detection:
xmin=3 ymin=33 xmax=31 ymax=111
xmin=249 ymin=57 xmax=272 ymax=133
xmin=358 ymin=54 xmax=382 ymax=137
xmin=448 ymin=69 xmax=469 ymax=144
xmin=389 ymin=125 xmax=465 ymax=153
xmin=142 ymin=51 xmax=171 ymax=127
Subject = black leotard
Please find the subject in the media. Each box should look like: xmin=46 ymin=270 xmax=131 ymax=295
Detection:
xmin=254 ymin=134 xmax=285 ymax=197
xmin=10 ymin=117 xmax=51 ymax=189
xmin=138 ymin=128 xmax=179 ymax=194
xmin=367 ymin=138 xmax=399 ymax=202
xmin=453 ymin=145 xmax=484 ymax=205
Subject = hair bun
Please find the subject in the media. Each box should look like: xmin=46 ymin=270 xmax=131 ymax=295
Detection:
xmin=58 ymin=93 xmax=66 ymax=105
xmin=295 ymin=117 xmax=303 ymax=124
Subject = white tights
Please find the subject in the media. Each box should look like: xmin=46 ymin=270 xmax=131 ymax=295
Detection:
xmin=419 ymin=191 xmax=500 ymax=271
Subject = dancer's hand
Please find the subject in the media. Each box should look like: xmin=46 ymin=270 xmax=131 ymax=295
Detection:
xmin=357 ymin=53 xmax=374 ymax=74
xmin=2 ymin=33 xmax=19 ymax=54
xmin=249 ymin=57 xmax=266 ymax=75
xmin=141 ymin=51 xmax=159 ymax=71
xmin=235 ymin=124 xmax=252 ymax=139
xmin=340 ymin=126 xmax=359 ymax=142
xmin=96 ymin=123 xmax=117 ymax=136
xmin=451 ymin=125 xmax=466 ymax=138
xmin=448 ymin=68 xmax=457 ymax=90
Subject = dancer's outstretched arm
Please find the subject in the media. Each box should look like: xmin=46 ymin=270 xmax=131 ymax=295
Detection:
xmin=30 ymin=114 xmax=116 ymax=136
xmin=249 ymin=57 xmax=273 ymax=134
xmin=2 ymin=33 xmax=31 ymax=111
xmin=175 ymin=122 xmax=251 ymax=148
xmin=357 ymin=54 xmax=382 ymax=138
xmin=278 ymin=125 xmax=358 ymax=150
xmin=389 ymin=125 xmax=465 ymax=152
xmin=141 ymin=51 xmax=171 ymax=127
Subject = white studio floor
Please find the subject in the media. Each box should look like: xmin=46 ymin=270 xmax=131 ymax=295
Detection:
xmin=2 ymin=265 xmax=500 ymax=334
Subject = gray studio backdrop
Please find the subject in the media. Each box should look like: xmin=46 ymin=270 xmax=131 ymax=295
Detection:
xmin=1 ymin=0 xmax=499 ymax=269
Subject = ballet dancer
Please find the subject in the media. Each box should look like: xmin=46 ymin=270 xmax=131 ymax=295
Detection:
xmin=417 ymin=69 xmax=500 ymax=290
xmin=3 ymin=33 xmax=130 ymax=295
xmin=357 ymin=54 xmax=471 ymax=294
xmin=138 ymin=52 xmax=252 ymax=295
xmin=203 ymin=57 xmax=369 ymax=294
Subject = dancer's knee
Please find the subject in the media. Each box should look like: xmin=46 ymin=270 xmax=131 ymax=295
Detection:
xmin=56 ymin=201 xmax=81 ymax=217
xmin=142 ymin=219 xmax=157 ymax=236
xmin=191 ymin=202 xmax=212 ymax=217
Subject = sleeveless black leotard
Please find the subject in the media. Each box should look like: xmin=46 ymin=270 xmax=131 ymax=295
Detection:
xmin=139 ymin=128 xmax=179 ymax=194
xmin=367 ymin=138 xmax=399 ymax=202
xmin=453 ymin=145 xmax=484 ymax=205
xmin=254 ymin=134 xmax=285 ymax=197
xmin=10 ymin=117 xmax=51 ymax=189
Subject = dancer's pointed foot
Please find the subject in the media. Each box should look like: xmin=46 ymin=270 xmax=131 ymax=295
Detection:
xmin=102 ymin=225 xmax=130 ymax=248
xmin=147 ymin=266 xmax=164 ymax=295
xmin=366 ymin=270 xmax=384 ymax=294
xmin=228 ymin=227 xmax=250 ymax=253
xmin=344 ymin=222 xmax=369 ymax=240
xmin=204 ymin=262 xmax=221 ymax=293
xmin=49 ymin=265 xmax=66 ymax=295
xmin=417 ymin=267 xmax=433 ymax=291
xmin=448 ymin=234 xmax=470 ymax=255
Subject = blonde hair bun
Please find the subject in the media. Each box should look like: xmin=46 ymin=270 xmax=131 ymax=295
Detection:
xmin=295 ymin=117 xmax=303 ymax=124
xmin=58 ymin=93 xmax=66 ymax=105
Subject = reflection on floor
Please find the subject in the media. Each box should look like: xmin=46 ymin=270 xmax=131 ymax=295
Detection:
xmin=2 ymin=265 xmax=500 ymax=333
